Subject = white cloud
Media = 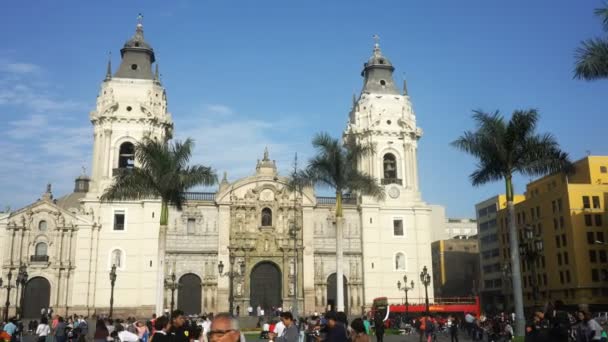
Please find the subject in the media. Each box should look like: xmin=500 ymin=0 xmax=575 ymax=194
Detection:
xmin=175 ymin=104 xmax=312 ymax=184
xmin=0 ymin=62 xmax=40 ymax=74
xmin=0 ymin=58 xmax=91 ymax=209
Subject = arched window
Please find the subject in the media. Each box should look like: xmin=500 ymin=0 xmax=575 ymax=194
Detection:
xmin=118 ymin=142 xmax=135 ymax=169
xmin=35 ymin=242 xmax=48 ymax=256
xmin=383 ymin=153 xmax=397 ymax=179
xmin=261 ymin=208 xmax=272 ymax=227
xmin=111 ymin=249 xmax=123 ymax=268
xmin=395 ymin=252 xmax=406 ymax=271
xmin=38 ymin=220 xmax=47 ymax=231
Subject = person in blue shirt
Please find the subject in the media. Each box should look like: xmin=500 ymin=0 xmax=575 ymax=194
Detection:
xmin=3 ymin=318 xmax=17 ymax=336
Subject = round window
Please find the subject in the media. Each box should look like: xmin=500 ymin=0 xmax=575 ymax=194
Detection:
xmin=380 ymin=80 xmax=386 ymax=86
xmin=387 ymin=120 xmax=392 ymax=125
xmin=126 ymin=106 xmax=132 ymax=112
xmin=131 ymin=64 xmax=138 ymax=70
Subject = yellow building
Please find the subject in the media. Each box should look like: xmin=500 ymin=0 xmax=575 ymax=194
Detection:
xmin=497 ymin=156 xmax=608 ymax=310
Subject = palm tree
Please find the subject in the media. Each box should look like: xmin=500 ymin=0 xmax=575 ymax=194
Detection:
xmin=452 ymin=109 xmax=571 ymax=337
xmin=100 ymin=137 xmax=216 ymax=314
xmin=305 ymin=132 xmax=384 ymax=312
xmin=574 ymin=4 xmax=608 ymax=80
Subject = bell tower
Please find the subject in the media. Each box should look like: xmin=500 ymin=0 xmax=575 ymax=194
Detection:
xmin=344 ymin=36 xmax=423 ymax=203
xmin=88 ymin=16 xmax=173 ymax=194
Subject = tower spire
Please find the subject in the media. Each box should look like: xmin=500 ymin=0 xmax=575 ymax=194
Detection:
xmin=360 ymin=34 xmax=398 ymax=95
xmin=154 ymin=63 xmax=160 ymax=84
xmin=373 ymin=34 xmax=381 ymax=57
xmin=105 ymin=52 xmax=112 ymax=81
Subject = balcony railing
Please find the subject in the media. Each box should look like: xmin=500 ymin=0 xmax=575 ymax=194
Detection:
xmin=316 ymin=195 xmax=357 ymax=206
xmin=184 ymin=192 xmax=216 ymax=201
xmin=381 ymin=178 xmax=403 ymax=185
xmin=30 ymin=255 xmax=49 ymax=262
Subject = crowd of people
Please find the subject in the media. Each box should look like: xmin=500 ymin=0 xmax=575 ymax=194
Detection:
xmin=1 ymin=301 xmax=607 ymax=342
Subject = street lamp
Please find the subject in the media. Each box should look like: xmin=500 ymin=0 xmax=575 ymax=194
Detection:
xmin=397 ymin=275 xmax=414 ymax=319
xmin=218 ymin=252 xmax=245 ymax=316
xmin=519 ymin=226 xmax=543 ymax=304
xmin=164 ymin=272 xmax=179 ymax=314
xmin=420 ymin=266 xmax=431 ymax=315
xmin=289 ymin=223 xmax=300 ymax=319
xmin=1 ymin=269 xmax=15 ymax=322
xmin=16 ymin=265 xmax=28 ymax=318
xmin=109 ymin=264 xmax=117 ymax=318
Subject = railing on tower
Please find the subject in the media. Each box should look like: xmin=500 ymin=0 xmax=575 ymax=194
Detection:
xmin=316 ymin=195 xmax=357 ymax=206
xmin=381 ymin=178 xmax=403 ymax=185
xmin=30 ymin=255 xmax=49 ymax=262
xmin=183 ymin=192 xmax=216 ymax=201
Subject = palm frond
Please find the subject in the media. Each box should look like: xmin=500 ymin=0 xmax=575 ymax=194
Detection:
xmin=470 ymin=162 xmax=505 ymax=187
xmin=574 ymin=38 xmax=608 ymax=80
xmin=595 ymin=3 xmax=608 ymax=32
xmin=348 ymin=171 xmax=385 ymax=201
xmin=180 ymin=165 xmax=217 ymax=189
xmin=100 ymin=168 xmax=159 ymax=201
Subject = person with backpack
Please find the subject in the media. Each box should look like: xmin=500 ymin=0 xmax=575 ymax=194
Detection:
xmin=373 ymin=313 xmax=384 ymax=342
xmin=424 ymin=315 xmax=436 ymax=342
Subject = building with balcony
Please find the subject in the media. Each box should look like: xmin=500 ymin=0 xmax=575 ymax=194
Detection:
xmin=496 ymin=156 xmax=608 ymax=311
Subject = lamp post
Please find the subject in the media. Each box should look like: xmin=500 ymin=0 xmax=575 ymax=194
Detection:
xmin=289 ymin=223 xmax=300 ymax=319
xmin=519 ymin=226 xmax=543 ymax=305
xmin=218 ymin=252 xmax=245 ymax=316
xmin=16 ymin=265 xmax=28 ymax=318
xmin=164 ymin=272 xmax=179 ymax=314
xmin=109 ymin=264 xmax=117 ymax=318
xmin=420 ymin=266 xmax=431 ymax=315
xmin=397 ymin=275 xmax=414 ymax=319
xmin=1 ymin=269 xmax=15 ymax=322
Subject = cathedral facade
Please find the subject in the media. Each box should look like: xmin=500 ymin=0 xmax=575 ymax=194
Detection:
xmin=0 ymin=21 xmax=435 ymax=318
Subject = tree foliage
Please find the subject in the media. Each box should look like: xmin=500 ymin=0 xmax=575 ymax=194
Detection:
xmin=452 ymin=109 xmax=572 ymax=197
xmin=100 ymin=137 xmax=217 ymax=224
xmin=574 ymin=3 xmax=608 ymax=80
xmin=304 ymin=132 xmax=384 ymax=216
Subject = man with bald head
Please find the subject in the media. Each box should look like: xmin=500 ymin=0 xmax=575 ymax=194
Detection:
xmin=208 ymin=313 xmax=243 ymax=342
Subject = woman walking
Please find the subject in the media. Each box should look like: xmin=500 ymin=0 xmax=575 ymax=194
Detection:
xmin=36 ymin=317 xmax=52 ymax=342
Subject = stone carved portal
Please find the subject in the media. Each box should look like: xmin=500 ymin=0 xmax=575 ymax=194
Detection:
xmin=250 ymin=262 xmax=282 ymax=311
xmin=178 ymin=273 xmax=202 ymax=315
xmin=23 ymin=277 xmax=51 ymax=319
xmin=326 ymin=273 xmax=348 ymax=312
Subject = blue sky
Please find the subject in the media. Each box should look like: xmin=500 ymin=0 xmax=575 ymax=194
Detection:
xmin=1 ymin=1 xmax=607 ymax=217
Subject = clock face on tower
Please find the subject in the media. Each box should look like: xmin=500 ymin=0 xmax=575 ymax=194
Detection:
xmin=388 ymin=186 xmax=400 ymax=199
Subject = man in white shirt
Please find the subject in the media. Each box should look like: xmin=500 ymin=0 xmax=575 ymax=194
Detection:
xmin=116 ymin=325 xmax=140 ymax=342
xmin=201 ymin=315 xmax=212 ymax=342
xmin=273 ymin=320 xmax=285 ymax=337
xmin=248 ymin=306 xmax=253 ymax=317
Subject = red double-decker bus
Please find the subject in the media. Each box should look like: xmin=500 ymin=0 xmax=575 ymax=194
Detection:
xmin=371 ymin=296 xmax=481 ymax=320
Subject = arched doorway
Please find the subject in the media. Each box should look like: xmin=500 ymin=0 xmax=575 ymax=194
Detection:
xmin=326 ymin=273 xmax=348 ymax=312
xmin=23 ymin=277 xmax=51 ymax=319
xmin=178 ymin=274 xmax=202 ymax=315
xmin=250 ymin=262 xmax=281 ymax=312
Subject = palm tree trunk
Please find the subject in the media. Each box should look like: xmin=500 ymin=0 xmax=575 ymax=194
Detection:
xmin=506 ymin=176 xmax=525 ymax=337
xmin=156 ymin=201 xmax=169 ymax=315
xmin=335 ymin=192 xmax=345 ymax=312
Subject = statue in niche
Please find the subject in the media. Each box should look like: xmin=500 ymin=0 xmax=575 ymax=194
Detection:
xmin=264 ymin=239 xmax=269 ymax=252
xmin=261 ymin=208 xmax=272 ymax=227
xmin=236 ymin=282 xmax=243 ymax=296
xmin=289 ymin=259 xmax=295 ymax=276
xmin=289 ymin=282 xmax=294 ymax=295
